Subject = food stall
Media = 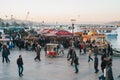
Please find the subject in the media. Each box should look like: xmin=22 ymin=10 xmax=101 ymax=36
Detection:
xmin=46 ymin=43 xmax=58 ymax=57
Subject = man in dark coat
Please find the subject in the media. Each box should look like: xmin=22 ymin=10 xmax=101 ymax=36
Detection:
xmin=44 ymin=45 xmax=47 ymax=56
xmin=17 ymin=55 xmax=24 ymax=77
xmin=34 ymin=44 xmax=41 ymax=61
xmin=105 ymin=62 xmax=114 ymax=80
xmin=67 ymin=47 xmax=76 ymax=66
xmin=94 ymin=55 xmax=99 ymax=73
xmin=2 ymin=45 xmax=10 ymax=63
xmin=74 ymin=56 xmax=79 ymax=73
xmin=99 ymin=54 xmax=108 ymax=80
xmin=101 ymin=54 xmax=108 ymax=72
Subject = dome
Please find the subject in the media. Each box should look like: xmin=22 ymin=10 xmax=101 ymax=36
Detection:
xmin=88 ymin=30 xmax=98 ymax=36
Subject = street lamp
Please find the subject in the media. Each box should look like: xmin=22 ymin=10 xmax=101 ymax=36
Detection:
xmin=70 ymin=19 xmax=76 ymax=47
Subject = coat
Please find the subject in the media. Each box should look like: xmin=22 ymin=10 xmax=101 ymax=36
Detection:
xmin=107 ymin=66 xmax=114 ymax=80
xmin=94 ymin=56 xmax=98 ymax=67
xmin=17 ymin=58 xmax=23 ymax=66
xmin=2 ymin=48 xmax=9 ymax=57
xmin=74 ymin=56 xmax=79 ymax=65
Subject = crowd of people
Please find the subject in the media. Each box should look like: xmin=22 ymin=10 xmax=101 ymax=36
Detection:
xmin=66 ymin=40 xmax=115 ymax=80
xmin=0 ymin=37 xmax=116 ymax=80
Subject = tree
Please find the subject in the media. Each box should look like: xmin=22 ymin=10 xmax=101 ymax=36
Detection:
xmin=1 ymin=22 xmax=5 ymax=27
xmin=0 ymin=18 xmax=4 ymax=27
xmin=21 ymin=22 xmax=26 ymax=27
xmin=6 ymin=22 xmax=10 ymax=27
xmin=12 ymin=21 xmax=20 ymax=26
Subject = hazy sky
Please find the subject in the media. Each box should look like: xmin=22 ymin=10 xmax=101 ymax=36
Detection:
xmin=0 ymin=0 xmax=120 ymax=24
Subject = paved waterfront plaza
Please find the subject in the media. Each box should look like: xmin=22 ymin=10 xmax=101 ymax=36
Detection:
xmin=0 ymin=48 xmax=120 ymax=80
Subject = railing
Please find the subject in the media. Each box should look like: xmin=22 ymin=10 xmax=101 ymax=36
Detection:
xmin=97 ymin=47 xmax=120 ymax=57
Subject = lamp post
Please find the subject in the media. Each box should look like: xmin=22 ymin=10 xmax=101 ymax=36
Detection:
xmin=71 ymin=19 xmax=76 ymax=47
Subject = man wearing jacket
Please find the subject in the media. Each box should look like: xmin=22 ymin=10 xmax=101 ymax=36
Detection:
xmin=17 ymin=55 xmax=24 ymax=77
xmin=94 ymin=54 xmax=99 ymax=73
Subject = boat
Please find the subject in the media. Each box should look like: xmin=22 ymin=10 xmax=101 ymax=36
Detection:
xmin=73 ymin=24 xmax=118 ymax=37
xmin=105 ymin=30 xmax=118 ymax=36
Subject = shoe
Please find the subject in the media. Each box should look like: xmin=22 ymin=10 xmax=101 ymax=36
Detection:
xmin=118 ymin=75 xmax=120 ymax=78
xmin=8 ymin=60 xmax=10 ymax=63
xmin=94 ymin=72 xmax=97 ymax=73
xmin=71 ymin=63 xmax=73 ymax=66
xmin=34 ymin=58 xmax=37 ymax=61
xmin=21 ymin=74 xmax=23 ymax=76
xmin=95 ymin=70 xmax=99 ymax=73
xmin=19 ymin=74 xmax=22 ymax=77
xmin=98 ymin=77 xmax=101 ymax=80
xmin=97 ymin=70 xmax=99 ymax=73
xmin=19 ymin=74 xmax=23 ymax=77
xmin=75 ymin=71 xmax=78 ymax=74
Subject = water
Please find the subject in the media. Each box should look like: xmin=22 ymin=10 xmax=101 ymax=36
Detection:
xmin=106 ymin=28 xmax=120 ymax=49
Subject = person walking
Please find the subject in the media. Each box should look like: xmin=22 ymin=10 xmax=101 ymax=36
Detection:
xmin=6 ymin=47 xmax=10 ymax=62
xmin=101 ymin=54 xmax=108 ymax=72
xmin=58 ymin=44 xmax=64 ymax=55
xmin=17 ymin=55 xmax=24 ymax=77
xmin=99 ymin=54 xmax=108 ymax=80
xmin=44 ymin=45 xmax=47 ymax=56
xmin=79 ymin=43 xmax=82 ymax=55
xmin=34 ymin=44 xmax=41 ymax=61
xmin=18 ymin=39 xmax=22 ymax=50
xmin=67 ymin=47 xmax=76 ymax=66
xmin=94 ymin=46 xmax=98 ymax=55
xmin=56 ymin=43 xmax=60 ymax=53
xmin=94 ymin=54 xmax=99 ymax=73
xmin=74 ymin=55 xmax=79 ymax=73
xmin=88 ymin=48 xmax=93 ymax=62
xmin=83 ymin=42 xmax=87 ymax=54
xmin=106 ymin=60 xmax=114 ymax=80
xmin=67 ymin=47 xmax=73 ymax=60
xmin=2 ymin=45 xmax=10 ymax=63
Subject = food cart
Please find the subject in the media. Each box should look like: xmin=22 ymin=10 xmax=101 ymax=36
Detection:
xmin=46 ymin=43 xmax=58 ymax=57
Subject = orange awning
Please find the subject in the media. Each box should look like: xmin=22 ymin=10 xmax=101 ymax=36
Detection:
xmin=74 ymin=32 xmax=83 ymax=35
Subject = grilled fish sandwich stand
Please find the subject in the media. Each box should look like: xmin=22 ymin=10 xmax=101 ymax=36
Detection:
xmin=46 ymin=43 xmax=58 ymax=57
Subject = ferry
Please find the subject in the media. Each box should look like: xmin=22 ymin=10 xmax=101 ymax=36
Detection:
xmin=73 ymin=24 xmax=118 ymax=36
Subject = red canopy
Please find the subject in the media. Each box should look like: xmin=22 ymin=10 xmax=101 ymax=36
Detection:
xmin=56 ymin=30 xmax=72 ymax=35
xmin=43 ymin=30 xmax=72 ymax=37
xmin=39 ymin=28 xmax=55 ymax=34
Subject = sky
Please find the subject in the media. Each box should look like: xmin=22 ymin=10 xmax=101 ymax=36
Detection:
xmin=0 ymin=0 xmax=120 ymax=24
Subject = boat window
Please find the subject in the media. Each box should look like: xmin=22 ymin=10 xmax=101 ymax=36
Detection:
xmin=106 ymin=30 xmax=111 ymax=33
xmin=84 ymin=30 xmax=87 ymax=33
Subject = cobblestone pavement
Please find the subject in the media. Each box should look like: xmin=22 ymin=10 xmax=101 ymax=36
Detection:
xmin=0 ymin=48 xmax=120 ymax=80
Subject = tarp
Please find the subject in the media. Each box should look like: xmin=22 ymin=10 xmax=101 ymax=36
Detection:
xmin=56 ymin=30 xmax=72 ymax=35
xmin=43 ymin=30 xmax=73 ymax=37
xmin=0 ymin=39 xmax=10 ymax=41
